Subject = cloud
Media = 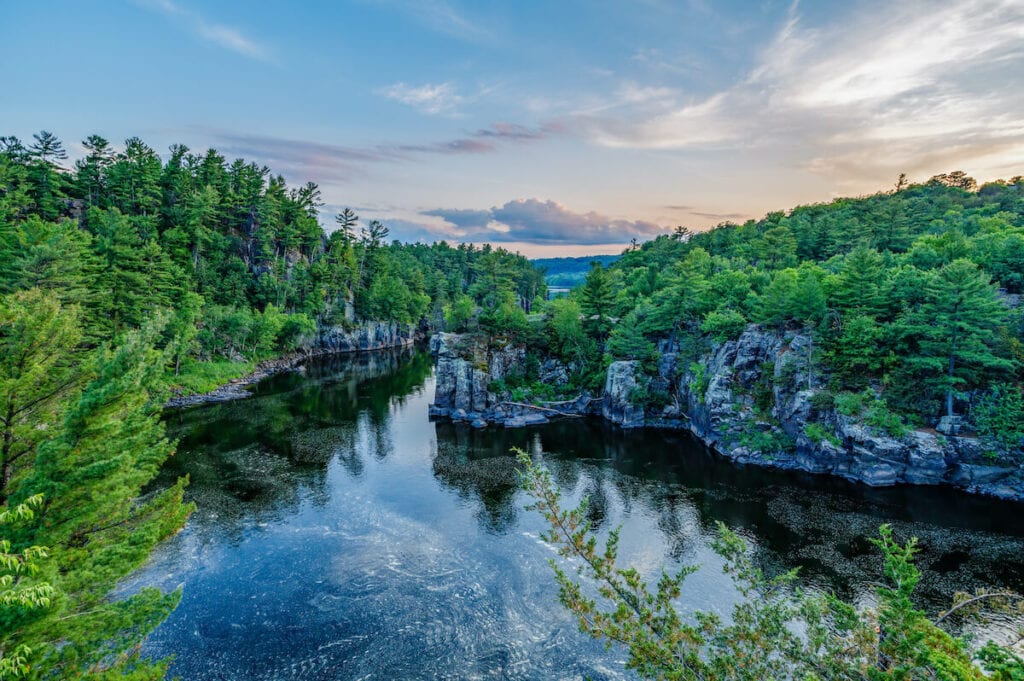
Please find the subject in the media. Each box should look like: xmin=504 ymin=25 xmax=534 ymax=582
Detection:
xmin=422 ymin=199 xmax=666 ymax=245
xmin=374 ymin=0 xmax=492 ymax=42
xmin=378 ymin=82 xmax=465 ymax=116
xmin=201 ymin=122 xmax=553 ymax=184
xmin=687 ymin=210 xmax=750 ymax=222
xmin=473 ymin=122 xmax=561 ymax=141
xmin=136 ymin=0 xmax=270 ymax=61
xmin=574 ymin=1 xmax=1024 ymax=183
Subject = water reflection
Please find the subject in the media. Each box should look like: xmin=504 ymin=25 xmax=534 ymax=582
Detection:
xmin=133 ymin=349 xmax=1024 ymax=680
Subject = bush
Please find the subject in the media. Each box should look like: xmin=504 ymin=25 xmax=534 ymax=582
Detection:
xmin=737 ymin=422 xmax=795 ymax=454
xmin=804 ymin=422 xmax=841 ymax=447
xmin=700 ymin=309 xmax=747 ymax=342
xmin=835 ymin=391 xmax=867 ymax=416
xmin=809 ymin=390 xmax=835 ymax=412
xmin=445 ymin=295 xmax=475 ymax=332
xmin=689 ymin=362 xmax=709 ymax=403
xmin=974 ymin=384 xmax=1024 ymax=452
xmin=865 ymin=399 xmax=910 ymax=438
xmin=836 ymin=390 xmax=909 ymax=437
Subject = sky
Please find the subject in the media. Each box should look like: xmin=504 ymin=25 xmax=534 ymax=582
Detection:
xmin=2 ymin=0 xmax=1023 ymax=257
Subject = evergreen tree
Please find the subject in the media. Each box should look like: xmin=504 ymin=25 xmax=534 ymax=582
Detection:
xmin=0 ymin=290 xmax=83 ymax=500
xmin=830 ymin=244 xmax=886 ymax=317
xmin=581 ymin=262 xmax=615 ymax=339
xmin=900 ymin=260 xmax=1014 ymax=420
xmin=8 ymin=320 xmax=192 ymax=679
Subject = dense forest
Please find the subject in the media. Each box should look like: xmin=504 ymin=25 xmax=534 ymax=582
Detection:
xmin=0 ymin=130 xmax=542 ymax=678
xmin=2 ymin=127 xmax=1023 ymax=678
xmin=493 ymin=172 xmax=1024 ymax=460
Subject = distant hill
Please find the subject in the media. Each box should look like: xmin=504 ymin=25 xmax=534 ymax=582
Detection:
xmin=532 ymin=254 xmax=621 ymax=288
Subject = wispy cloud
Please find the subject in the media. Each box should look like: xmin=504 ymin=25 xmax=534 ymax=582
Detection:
xmin=378 ymin=82 xmax=465 ymax=116
xmin=574 ymin=0 xmax=1024 ymax=185
xmin=373 ymin=0 xmax=493 ymax=42
xmin=199 ymin=121 xmax=555 ymax=184
xmin=422 ymin=199 xmax=665 ymax=245
xmin=136 ymin=0 xmax=270 ymax=61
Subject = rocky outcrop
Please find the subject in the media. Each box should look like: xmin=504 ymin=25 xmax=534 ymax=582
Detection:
xmin=669 ymin=325 xmax=1023 ymax=500
xmin=434 ymin=325 xmax=1024 ymax=501
xmin=429 ymin=333 xmax=595 ymax=428
xmin=601 ymin=361 xmax=645 ymax=428
xmin=317 ymin=321 xmax=419 ymax=353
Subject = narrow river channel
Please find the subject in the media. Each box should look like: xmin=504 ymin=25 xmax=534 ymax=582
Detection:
xmin=128 ymin=349 xmax=1024 ymax=680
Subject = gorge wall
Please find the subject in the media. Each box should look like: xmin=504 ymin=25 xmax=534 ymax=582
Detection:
xmin=429 ymin=327 xmax=1024 ymax=502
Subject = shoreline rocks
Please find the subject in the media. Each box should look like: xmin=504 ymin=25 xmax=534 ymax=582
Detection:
xmin=165 ymin=321 xmax=421 ymax=409
xmin=429 ymin=327 xmax=1024 ymax=502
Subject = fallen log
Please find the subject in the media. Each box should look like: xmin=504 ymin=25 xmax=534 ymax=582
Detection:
xmin=500 ymin=401 xmax=584 ymax=417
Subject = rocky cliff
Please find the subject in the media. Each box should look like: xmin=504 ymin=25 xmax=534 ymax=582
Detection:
xmin=315 ymin=320 xmax=420 ymax=353
xmin=428 ymin=333 xmax=596 ymax=428
xmin=431 ymin=327 xmax=1024 ymax=501
xmin=608 ymin=325 xmax=1024 ymax=500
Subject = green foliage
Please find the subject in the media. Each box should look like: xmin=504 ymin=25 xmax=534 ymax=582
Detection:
xmin=836 ymin=390 xmax=868 ymax=417
xmin=804 ymin=421 xmax=842 ymax=447
xmin=607 ymin=311 xmax=655 ymax=362
xmin=835 ymin=390 xmax=909 ymax=437
xmin=736 ymin=422 xmax=794 ymax=454
xmin=0 ymin=290 xmax=192 ymax=679
xmin=700 ymin=308 xmax=747 ymax=342
xmin=445 ymin=294 xmax=476 ymax=333
xmin=973 ymin=384 xmax=1024 ymax=454
xmin=593 ymin=175 xmax=1023 ymax=425
xmin=580 ymin=262 xmax=615 ymax=339
xmin=167 ymin=357 xmax=255 ymax=396
xmin=896 ymin=259 xmax=1014 ymax=420
xmin=517 ymin=450 xmax=1024 ymax=681
xmin=0 ymin=131 xmax=545 ymax=369
xmin=688 ymin=362 xmax=709 ymax=403
xmin=865 ymin=398 xmax=911 ymax=438
xmin=809 ymin=389 xmax=836 ymax=412
xmin=826 ymin=314 xmax=889 ymax=391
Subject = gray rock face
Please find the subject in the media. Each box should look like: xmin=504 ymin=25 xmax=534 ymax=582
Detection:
xmin=430 ymin=333 xmax=543 ymax=426
xmin=602 ymin=361 xmax=646 ymax=428
xmin=318 ymin=321 xmax=418 ymax=353
xmin=427 ymin=326 xmax=1024 ymax=501
xmin=676 ymin=325 xmax=1023 ymax=500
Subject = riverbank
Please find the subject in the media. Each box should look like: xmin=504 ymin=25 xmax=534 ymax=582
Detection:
xmin=164 ymin=320 xmax=422 ymax=408
xmin=164 ymin=354 xmax=309 ymax=408
xmin=428 ymin=330 xmax=1024 ymax=502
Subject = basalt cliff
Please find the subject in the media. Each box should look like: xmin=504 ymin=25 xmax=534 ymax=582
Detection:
xmin=429 ymin=327 xmax=1024 ymax=501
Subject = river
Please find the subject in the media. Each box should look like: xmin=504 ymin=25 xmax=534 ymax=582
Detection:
xmin=129 ymin=348 xmax=1024 ymax=679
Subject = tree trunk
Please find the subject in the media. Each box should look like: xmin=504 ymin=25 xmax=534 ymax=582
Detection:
xmin=947 ymin=353 xmax=955 ymax=420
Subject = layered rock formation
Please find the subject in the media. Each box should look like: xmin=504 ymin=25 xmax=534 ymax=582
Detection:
xmin=317 ymin=320 xmax=420 ymax=353
xmin=430 ymin=326 xmax=1024 ymax=501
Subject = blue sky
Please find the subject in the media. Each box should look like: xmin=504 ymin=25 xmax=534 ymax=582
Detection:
xmin=3 ymin=1 xmax=1022 ymax=256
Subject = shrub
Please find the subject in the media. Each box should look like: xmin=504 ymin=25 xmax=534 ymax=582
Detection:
xmin=835 ymin=391 xmax=867 ymax=416
xmin=700 ymin=309 xmax=747 ymax=342
xmin=974 ymin=384 xmax=1024 ymax=453
xmin=804 ymin=422 xmax=841 ymax=447
xmin=809 ymin=390 xmax=835 ymax=412
xmin=689 ymin=362 xmax=709 ymax=403
xmin=865 ymin=399 xmax=910 ymax=438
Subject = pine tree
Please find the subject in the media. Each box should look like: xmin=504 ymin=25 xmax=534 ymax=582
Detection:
xmin=900 ymin=259 xmax=1014 ymax=420
xmin=0 ymin=290 xmax=84 ymax=501
xmin=7 ymin=320 xmax=192 ymax=679
xmin=25 ymin=131 xmax=68 ymax=221
xmin=831 ymin=244 xmax=886 ymax=318
xmin=581 ymin=262 xmax=615 ymax=339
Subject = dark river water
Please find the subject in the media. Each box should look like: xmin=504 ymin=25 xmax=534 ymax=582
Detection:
xmin=130 ymin=348 xmax=1024 ymax=680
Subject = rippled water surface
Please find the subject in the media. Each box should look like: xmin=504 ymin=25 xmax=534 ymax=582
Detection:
xmin=132 ymin=349 xmax=1024 ymax=680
